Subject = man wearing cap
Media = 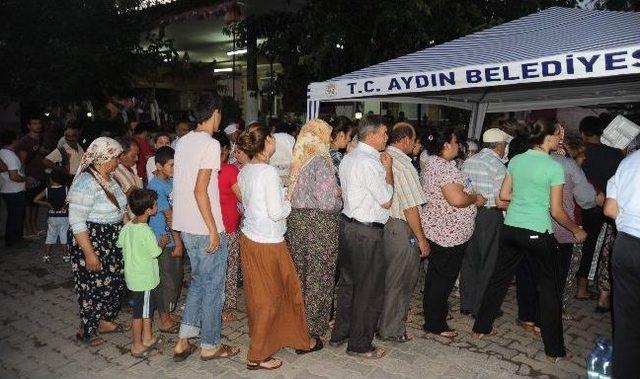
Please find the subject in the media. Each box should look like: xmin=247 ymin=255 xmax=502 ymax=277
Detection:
xmin=224 ymin=123 xmax=242 ymax=164
xmin=459 ymin=128 xmax=511 ymax=317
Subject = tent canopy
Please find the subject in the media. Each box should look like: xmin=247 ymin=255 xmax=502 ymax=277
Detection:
xmin=306 ymin=7 xmax=640 ymax=138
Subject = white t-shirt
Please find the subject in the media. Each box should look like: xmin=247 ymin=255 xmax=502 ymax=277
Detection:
xmin=0 ymin=148 xmax=26 ymax=193
xmin=269 ymin=132 xmax=295 ymax=186
xmin=172 ymin=131 xmax=225 ymax=235
xmin=45 ymin=142 xmax=84 ymax=175
xmin=239 ymin=163 xmax=290 ymax=243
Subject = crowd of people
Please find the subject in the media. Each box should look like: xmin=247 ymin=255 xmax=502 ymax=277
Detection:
xmin=0 ymin=94 xmax=639 ymax=376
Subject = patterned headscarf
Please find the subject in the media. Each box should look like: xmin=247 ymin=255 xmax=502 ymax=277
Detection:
xmin=286 ymin=119 xmax=332 ymax=200
xmin=76 ymin=137 xmax=123 ymax=176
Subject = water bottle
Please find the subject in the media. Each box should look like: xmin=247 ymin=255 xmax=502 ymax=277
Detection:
xmin=599 ymin=346 xmax=612 ymax=379
xmin=586 ymin=349 xmax=602 ymax=379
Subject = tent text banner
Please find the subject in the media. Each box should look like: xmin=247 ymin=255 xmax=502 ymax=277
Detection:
xmin=308 ymin=44 xmax=640 ymax=101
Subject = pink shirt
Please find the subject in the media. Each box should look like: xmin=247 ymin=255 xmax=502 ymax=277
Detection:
xmin=421 ymin=155 xmax=476 ymax=247
xmin=172 ymin=131 xmax=225 ymax=235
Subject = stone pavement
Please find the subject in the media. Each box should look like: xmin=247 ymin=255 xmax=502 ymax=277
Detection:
xmin=0 ymin=238 xmax=611 ymax=379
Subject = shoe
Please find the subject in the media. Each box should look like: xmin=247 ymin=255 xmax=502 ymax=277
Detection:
xmin=295 ymin=337 xmax=324 ymax=354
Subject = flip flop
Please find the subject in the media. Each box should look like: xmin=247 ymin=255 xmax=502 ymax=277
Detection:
xmin=200 ymin=344 xmax=240 ymax=361
xmin=436 ymin=329 xmax=458 ymax=339
xmin=131 ymin=345 xmax=152 ymax=358
xmin=173 ymin=343 xmax=197 ymax=362
xmin=75 ymin=333 xmax=106 ymax=347
xmin=247 ymin=357 xmax=282 ymax=370
xmin=346 ymin=347 xmax=386 ymax=360
xmin=99 ymin=323 xmax=129 ymax=334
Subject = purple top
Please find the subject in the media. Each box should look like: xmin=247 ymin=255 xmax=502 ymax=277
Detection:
xmin=291 ymin=156 xmax=342 ymax=212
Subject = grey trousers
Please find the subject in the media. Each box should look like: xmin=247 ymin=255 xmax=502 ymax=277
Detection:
xmin=378 ymin=218 xmax=420 ymax=338
xmin=459 ymin=208 xmax=503 ymax=316
xmin=158 ymin=246 xmax=184 ymax=313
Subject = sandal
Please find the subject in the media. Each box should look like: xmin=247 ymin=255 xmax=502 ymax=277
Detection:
xmin=131 ymin=346 xmax=152 ymax=358
xmin=75 ymin=333 xmax=106 ymax=347
xmin=99 ymin=322 xmax=128 ymax=334
xmin=159 ymin=322 xmax=180 ymax=334
xmin=200 ymin=344 xmax=240 ymax=361
xmin=547 ymin=350 xmax=573 ymax=363
xmin=247 ymin=357 xmax=282 ymax=370
xmin=173 ymin=342 xmax=197 ymax=362
xmin=377 ymin=333 xmax=413 ymax=343
xmin=144 ymin=336 xmax=162 ymax=349
xmin=346 ymin=347 xmax=386 ymax=360
xmin=295 ymin=337 xmax=324 ymax=355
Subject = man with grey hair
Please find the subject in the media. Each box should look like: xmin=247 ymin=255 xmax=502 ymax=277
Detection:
xmin=459 ymin=128 xmax=511 ymax=317
xmin=330 ymin=115 xmax=393 ymax=360
xmin=377 ymin=122 xmax=429 ymax=343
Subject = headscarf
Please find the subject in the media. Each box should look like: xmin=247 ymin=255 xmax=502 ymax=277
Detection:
xmin=76 ymin=137 xmax=123 ymax=176
xmin=286 ymin=118 xmax=332 ymax=200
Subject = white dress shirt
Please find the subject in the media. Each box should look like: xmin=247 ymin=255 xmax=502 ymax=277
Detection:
xmin=339 ymin=142 xmax=393 ymax=224
xmin=607 ymin=150 xmax=640 ymax=239
xmin=239 ymin=163 xmax=291 ymax=243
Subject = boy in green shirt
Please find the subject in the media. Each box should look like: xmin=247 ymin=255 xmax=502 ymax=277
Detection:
xmin=117 ymin=188 xmax=169 ymax=358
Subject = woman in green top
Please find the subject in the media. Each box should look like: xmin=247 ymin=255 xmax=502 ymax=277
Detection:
xmin=472 ymin=119 xmax=587 ymax=362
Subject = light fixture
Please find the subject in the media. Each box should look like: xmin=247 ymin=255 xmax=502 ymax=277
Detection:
xmin=214 ymin=68 xmax=233 ymax=73
xmin=336 ymin=43 xmax=344 ymax=49
xmin=86 ymin=112 xmax=93 ymax=118
xmin=226 ymin=49 xmax=247 ymax=56
xmin=44 ymin=112 xmax=50 ymax=117
xmin=354 ymin=112 xmax=363 ymax=120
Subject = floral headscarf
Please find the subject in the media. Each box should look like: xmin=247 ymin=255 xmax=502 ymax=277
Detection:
xmin=286 ymin=119 xmax=332 ymax=200
xmin=76 ymin=137 xmax=123 ymax=176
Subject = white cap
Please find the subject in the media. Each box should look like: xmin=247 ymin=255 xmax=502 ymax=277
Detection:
xmin=482 ymin=128 xmax=512 ymax=143
xmin=224 ymin=123 xmax=239 ymax=135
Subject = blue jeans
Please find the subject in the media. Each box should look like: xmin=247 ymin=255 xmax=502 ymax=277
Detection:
xmin=179 ymin=232 xmax=228 ymax=349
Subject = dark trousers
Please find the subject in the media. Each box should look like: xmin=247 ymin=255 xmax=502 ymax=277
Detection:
xmin=557 ymin=243 xmax=573 ymax=293
xmin=460 ymin=208 xmax=503 ymax=315
xmin=378 ymin=218 xmax=420 ymax=338
xmin=331 ymin=219 xmax=386 ymax=353
xmin=515 ymin=253 xmax=539 ymax=324
xmin=422 ymin=241 xmax=466 ymax=333
xmin=2 ymin=191 xmax=26 ymax=247
xmin=474 ymin=225 xmax=566 ymax=357
xmin=578 ymin=207 xmax=604 ymax=278
xmin=612 ymin=232 xmax=640 ymax=379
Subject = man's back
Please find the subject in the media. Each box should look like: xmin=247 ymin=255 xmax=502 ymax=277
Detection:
xmin=582 ymin=143 xmax=624 ymax=194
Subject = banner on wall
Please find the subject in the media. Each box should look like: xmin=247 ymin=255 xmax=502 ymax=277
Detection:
xmin=308 ymin=44 xmax=640 ymax=101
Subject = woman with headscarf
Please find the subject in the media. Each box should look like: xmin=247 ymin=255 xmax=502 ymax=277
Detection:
xmin=286 ymin=119 xmax=342 ymax=338
xmin=68 ymin=137 xmax=128 ymax=346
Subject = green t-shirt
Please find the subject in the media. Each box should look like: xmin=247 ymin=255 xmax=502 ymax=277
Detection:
xmin=117 ymin=222 xmax=162 ymax=291
xmin=504 ymin=149 xmax=565 ymax=233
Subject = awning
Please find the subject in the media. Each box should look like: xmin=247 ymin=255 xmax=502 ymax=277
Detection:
xmin=306 ymin=7 xmax=640 ymax=138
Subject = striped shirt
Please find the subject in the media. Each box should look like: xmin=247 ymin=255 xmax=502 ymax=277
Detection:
xmin=461 ymin=148 xmax=507 ymax=208
xmin=68 ymin=172 xmax=127 ymax=233
xmin=387 ymin=146 xmax=426 ymax=221
xmin=113 ymin=163 xmax=143 ymax=195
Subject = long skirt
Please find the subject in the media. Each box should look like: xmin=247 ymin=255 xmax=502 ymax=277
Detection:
xmin=562 ymin=243 xmax=583 ymax=310
xmin=239 ymin=234 xmax=311 ymax=362
xmin=224 ymin=230 xmax=240 ymax=311
xmin=596 ymin=223 xmax=616 ymax=293
xmin=69 ymin=222 xmax=125 ymax=340
xmin=287 ymin=208 xmax=339 ymax=337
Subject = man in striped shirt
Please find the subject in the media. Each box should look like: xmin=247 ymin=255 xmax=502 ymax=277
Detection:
xmin=459 ymin=128 xmax=511 ymax=317
xmin=377 ymin=122 xmax=429 ymax=342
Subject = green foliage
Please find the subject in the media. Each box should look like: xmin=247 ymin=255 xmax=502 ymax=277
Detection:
xmin=0 ymin=0 xmax=178 ymax=105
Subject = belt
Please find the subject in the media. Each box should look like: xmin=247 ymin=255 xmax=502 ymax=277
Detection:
xmin=341 ymin=214 xmax=385 ymax=229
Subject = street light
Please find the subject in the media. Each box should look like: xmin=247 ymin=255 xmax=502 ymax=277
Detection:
xmin=226 ymin=49 xmax=247 ymax=56
xmin=214 ymin=68 xmax=233 ymax=73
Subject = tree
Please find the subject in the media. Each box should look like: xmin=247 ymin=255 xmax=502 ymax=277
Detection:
xmin=0 ymin=0 xmax=177 ymax=107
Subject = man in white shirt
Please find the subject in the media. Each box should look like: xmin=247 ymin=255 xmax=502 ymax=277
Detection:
xmin=0 ymin=130 xmax=27 ymax=247
xmin=330 ymin=115 xmax=393 ymax=359
xmin=171 ymin=94 xmax=240 ymax=362
xmin=603 ymin=150 xmax=640 ymax=378
xmin=43 ymin=125 xmax=84 ymax=179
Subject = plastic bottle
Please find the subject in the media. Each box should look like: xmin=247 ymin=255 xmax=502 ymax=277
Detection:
xmin=587 ymin=349 xmax=603 ymax=379
xmin=599 ymin=346 xmax=612 ymax=379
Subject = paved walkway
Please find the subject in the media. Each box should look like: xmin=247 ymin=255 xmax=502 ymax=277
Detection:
xmin=0 ymin=238 xmax=611 ymax=378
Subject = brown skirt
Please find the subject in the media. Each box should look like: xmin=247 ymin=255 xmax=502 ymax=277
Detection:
xmin=240 ymin=233 xmax=311 ymax=361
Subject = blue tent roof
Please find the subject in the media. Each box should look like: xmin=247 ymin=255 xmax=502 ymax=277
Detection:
xmin=330 ymin=7 xmax=640 ymax=82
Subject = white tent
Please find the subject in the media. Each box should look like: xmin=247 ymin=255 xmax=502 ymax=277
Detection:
xmin=306 ymin=7 xmax=640 ymax=138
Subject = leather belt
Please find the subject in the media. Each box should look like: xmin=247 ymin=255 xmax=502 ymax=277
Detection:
xmin=341 ymin=214 xmax=385 ymax=229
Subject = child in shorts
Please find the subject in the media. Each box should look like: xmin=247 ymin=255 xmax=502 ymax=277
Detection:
xmin=33 ymin=169 xmax=69 ymax=263
xmin=117 ymin=188 xmax=168 ymax=358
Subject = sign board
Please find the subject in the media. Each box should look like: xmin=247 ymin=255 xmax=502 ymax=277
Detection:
xmin=602 ymin=115 xmax=640 ymax=149
xmin=308 ymin=44 xmax=640 ymax=101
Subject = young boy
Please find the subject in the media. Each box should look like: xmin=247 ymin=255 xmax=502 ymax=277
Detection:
xmin=147 ymin=146 xmax=184 ymax=332
xmin=33 ymin=169 xmax=69 ymax=263
xmin=117 ymin=188 xmax=167 ymax=358
xmin=146 ymin=133 xmax=172 ymax=182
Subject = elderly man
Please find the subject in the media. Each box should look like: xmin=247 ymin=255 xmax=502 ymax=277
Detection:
xmin=43 ymin=124 xmax=84 ymax=181
xmin=459 ymin=128 xmax=510 ymax=317
xmin=377 ymin=123 xmax=429 ymax=342
xmin=603 ymin=149 xmax=640 ymax=378
xmin=330 ymin=115 xmax=393 ymax=360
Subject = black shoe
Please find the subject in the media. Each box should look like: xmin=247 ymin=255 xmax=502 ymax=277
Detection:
xmin=296 ymin=337 xmax=324 ymax=355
